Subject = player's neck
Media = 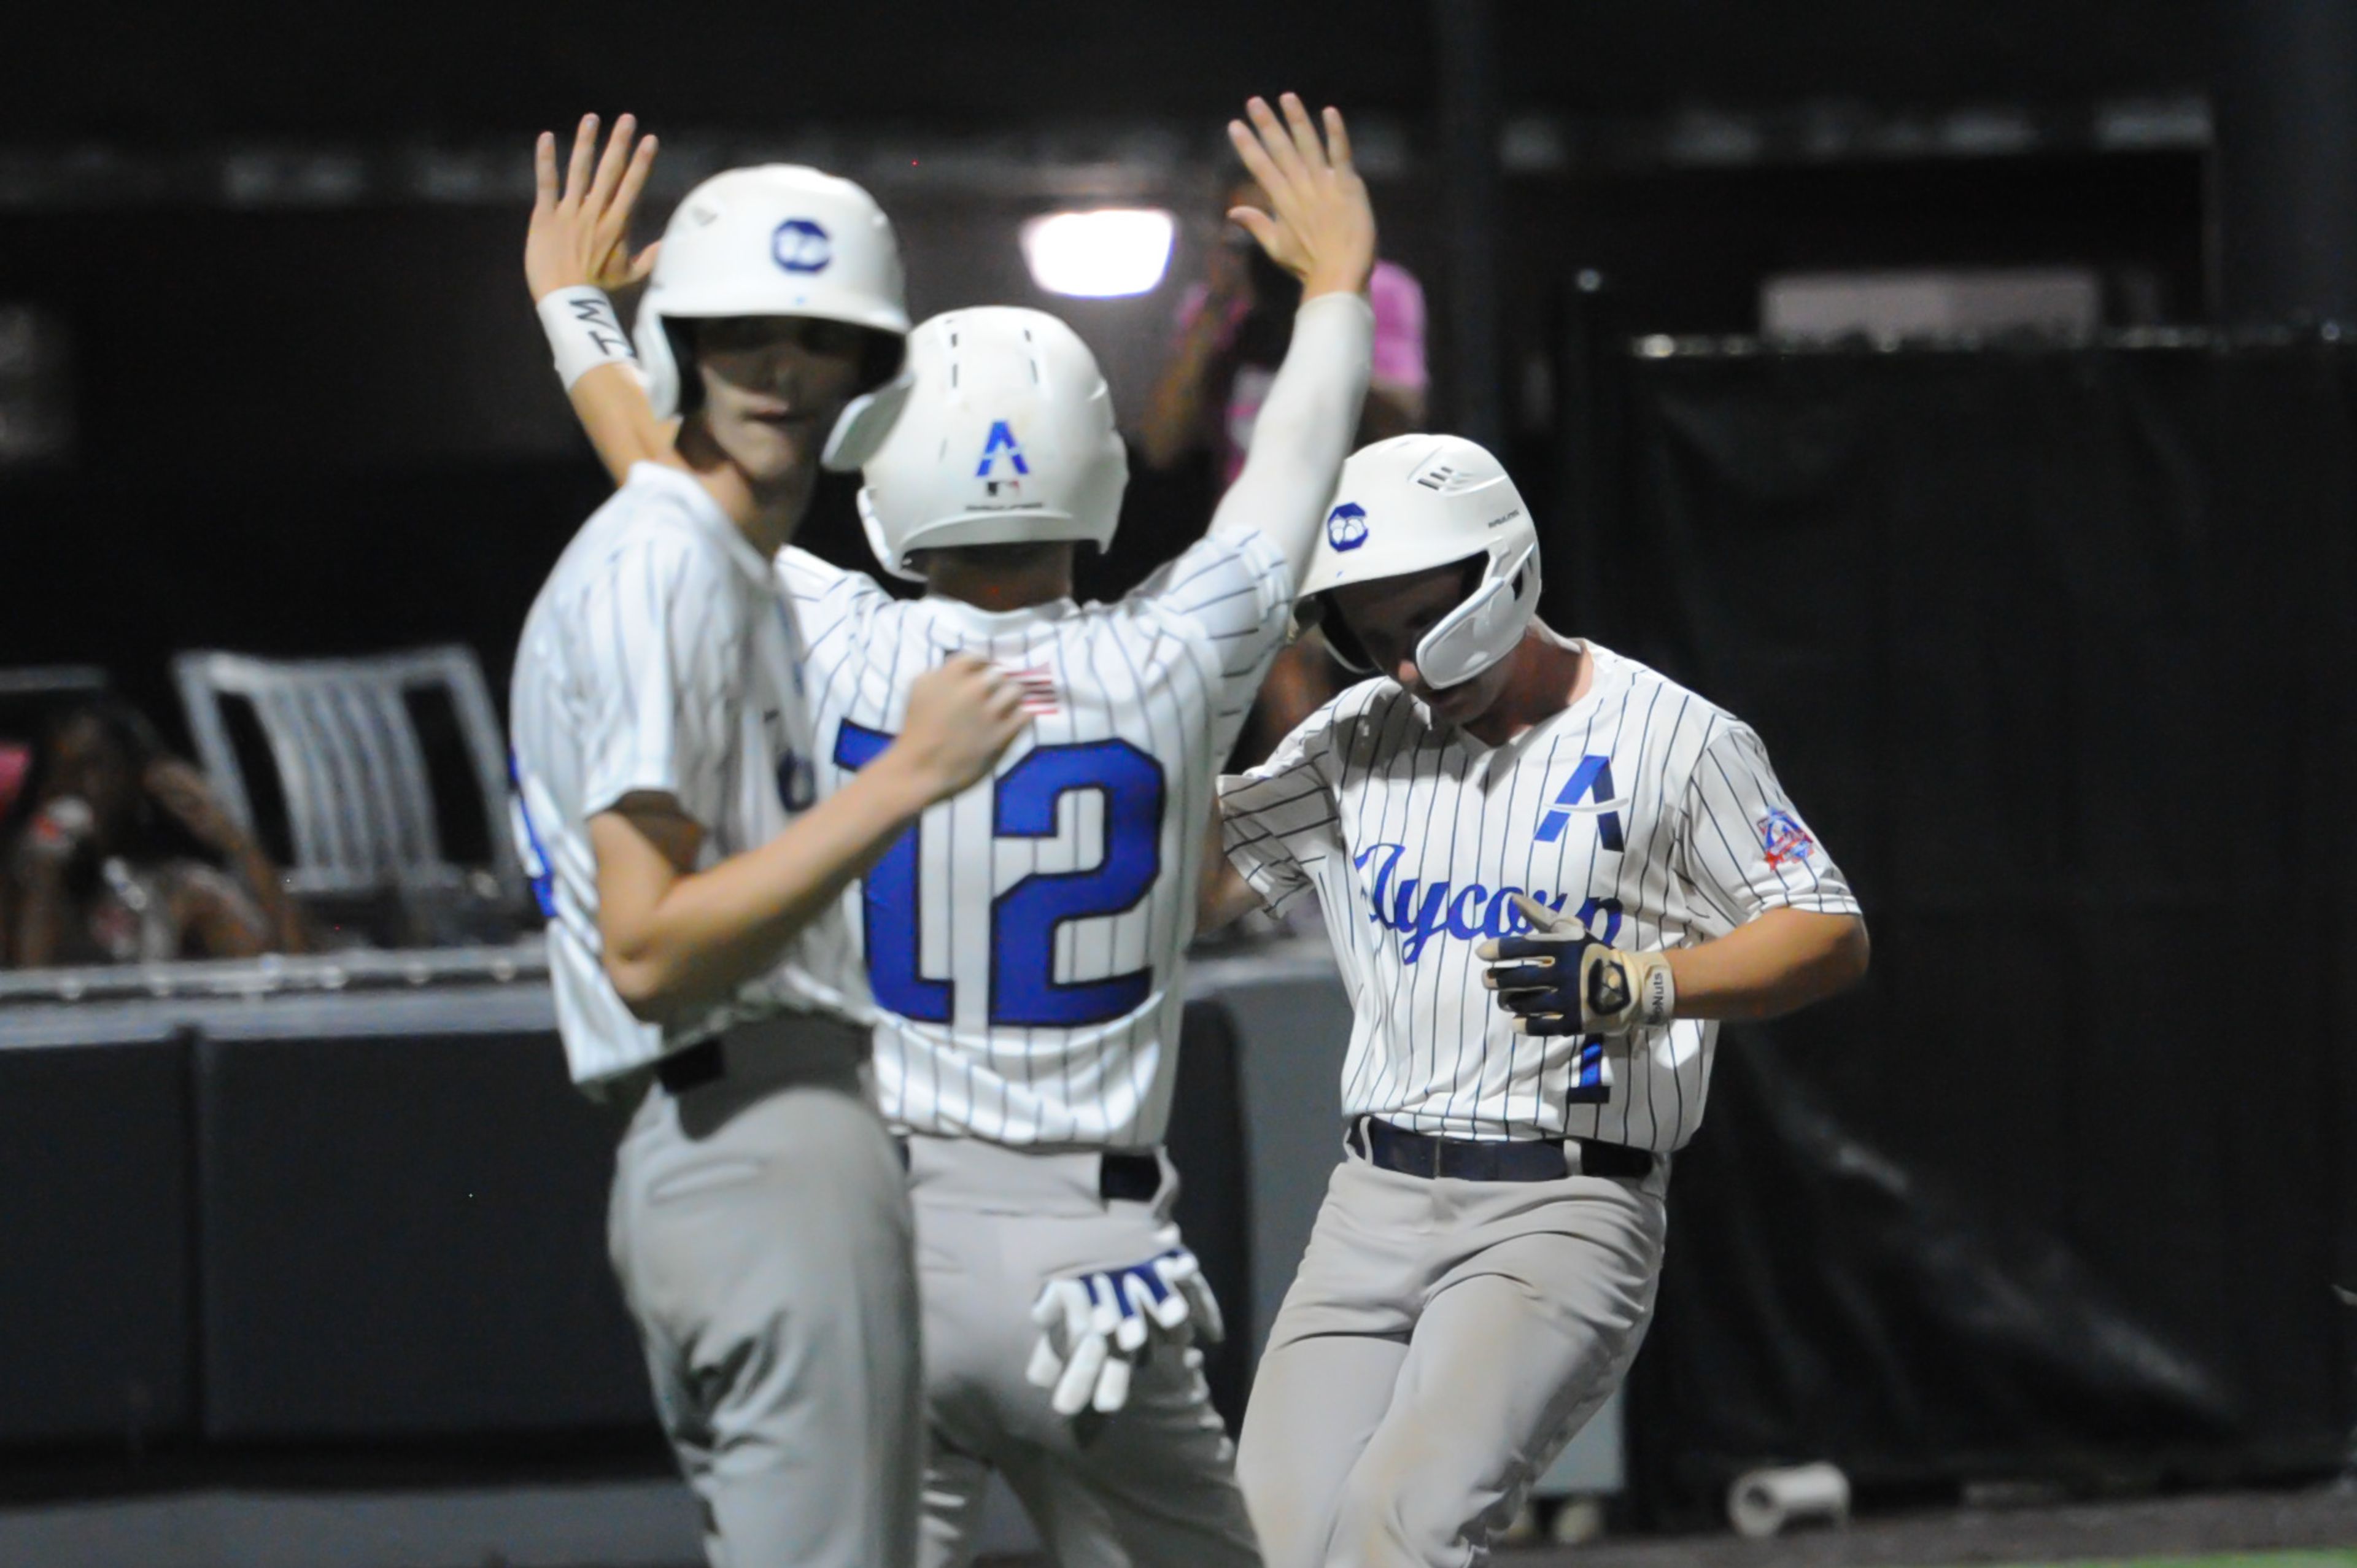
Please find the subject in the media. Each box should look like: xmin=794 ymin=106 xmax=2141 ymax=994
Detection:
xmin=922 ymin=544 xmax=1075 ymax=612
xmin=1461 ymin=626 xmax=1589 ymax=746
xmin=674 ymin=423 xmax=813 ymax=558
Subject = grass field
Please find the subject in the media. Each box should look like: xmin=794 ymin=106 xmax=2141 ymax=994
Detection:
xmin=1978 ymin=1556 xmax=2357 ymax=1568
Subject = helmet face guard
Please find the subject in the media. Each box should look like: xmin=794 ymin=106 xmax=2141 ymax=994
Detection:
xmin=1317 ymin=538 xmax=1541 ymax=690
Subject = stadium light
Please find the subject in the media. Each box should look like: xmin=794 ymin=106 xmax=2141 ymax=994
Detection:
xmin=1020 ymin=209 xmax=1175 ymax=298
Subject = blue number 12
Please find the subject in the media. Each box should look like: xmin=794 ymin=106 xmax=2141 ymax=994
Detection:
xmin=832 ymin=726 xmax=1166 ymax=1028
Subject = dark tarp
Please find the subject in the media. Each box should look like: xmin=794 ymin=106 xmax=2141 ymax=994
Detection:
xmin=1573 ymin=339 xmax=2357 ymax=1521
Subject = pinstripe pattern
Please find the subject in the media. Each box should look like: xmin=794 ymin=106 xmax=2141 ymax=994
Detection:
xmin=1218 ymin=639 xmax=1860 ymax=1151
xmin=509 ymin=465 xmax=860 ymax=1087
xmin=781 ymin=530 xmax=1293 ymax=1147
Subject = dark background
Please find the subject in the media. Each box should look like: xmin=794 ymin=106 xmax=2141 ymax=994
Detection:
xmin=7 ymin=0 xmax=2357 ymax=1524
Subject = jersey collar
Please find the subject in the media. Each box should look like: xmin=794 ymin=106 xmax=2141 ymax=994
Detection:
xmin=625 ymin=462 xmax=777 ymax=589
xmin=919 ymin=593 xmax=1080 ymax=639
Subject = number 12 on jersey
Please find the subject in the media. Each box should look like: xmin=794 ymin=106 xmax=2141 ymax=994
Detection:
xmin=835 ymin=724 xmax=1167 ymax=1029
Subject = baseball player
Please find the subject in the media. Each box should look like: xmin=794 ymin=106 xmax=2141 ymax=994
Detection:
xmin=525 ymin=100 xmax=1377 ymax=1566
xmin=1201 ymin=433 xmax=1871 ymax=1567
xmin=509 ymin=142 xmax=1032 ymax=1568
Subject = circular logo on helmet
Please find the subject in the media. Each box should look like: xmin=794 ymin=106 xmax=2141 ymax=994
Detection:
xmin=772 ymin=218 xmax=833 ymax=274
xmin=1326 ymin=501 xmax=1369 ymax=552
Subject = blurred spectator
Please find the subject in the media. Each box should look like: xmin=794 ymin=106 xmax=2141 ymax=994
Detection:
xmin=1141 ymin=179 xmax=1429 ymax=770
xmin=5 ymin=700 xmax=309 ymax=966
xmin=1142 ymin=178 xmax=1428 ymax=482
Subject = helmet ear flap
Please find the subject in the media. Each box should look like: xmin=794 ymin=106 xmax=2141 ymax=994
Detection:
xmin=632 ymin=307 xmax=684 ymax=420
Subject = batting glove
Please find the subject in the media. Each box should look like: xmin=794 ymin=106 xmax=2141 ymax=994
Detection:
xmin=1024 ymin=1244 xmax=1224 ymax=1416
xmin=1477 ymin=892 xmax=1676 ymax=1037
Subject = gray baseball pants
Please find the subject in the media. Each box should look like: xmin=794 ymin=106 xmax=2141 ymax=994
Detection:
xmin=608 ymin=1013 xmax=923 ymax=1568
xmin=1234 ymin=1137 xmax=1668 ymax=1568
xmin=907 ymin=1134 xmax=1262 ymax=1568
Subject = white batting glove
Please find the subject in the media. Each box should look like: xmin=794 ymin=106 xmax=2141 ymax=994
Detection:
xmin=1477 ymin=892 xmax=1676 ymax=1037
xmin=1024 ymin=1245 xmax=1225 ymax=1416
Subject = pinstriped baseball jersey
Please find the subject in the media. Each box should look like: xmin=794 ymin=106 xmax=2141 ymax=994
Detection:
xmin=509 ymin=463 xmax=867 ymax=1087
xmin=780 ymin=530 xmax=1293 ymax=1147
xmin=1218 ymin=635 xmax=1859 ymax=1151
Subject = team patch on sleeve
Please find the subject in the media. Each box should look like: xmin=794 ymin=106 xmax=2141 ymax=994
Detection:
xmin=1759 ymin=809 xmax=1816 ymax=867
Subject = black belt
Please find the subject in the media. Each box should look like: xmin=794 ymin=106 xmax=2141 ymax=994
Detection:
xmin=657 ymin=1036 xmax=912 ymax=1169
xmin=655 ymin=1037 xmax=726 ymax=1094
xmin=1099 ymin=1151 xmax=1161 ymax=1203
xmin=1351 ymin=1117 xmax=1654 ymax=1183
xmin=661 ymin=1040 xmax=1146 ymax=1192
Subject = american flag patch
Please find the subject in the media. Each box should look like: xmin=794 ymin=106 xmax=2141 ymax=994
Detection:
xmin=997 ymin=662 xmax=1061 ymax=715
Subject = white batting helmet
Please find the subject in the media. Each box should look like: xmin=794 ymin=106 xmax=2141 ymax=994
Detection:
xmin=856 ymin=307 xmax=1128 ymax=582
xmin=633 ymin=164 xmax=913 ymax=471
xmin=1302 ymin=433 xmax=1542 ymax=689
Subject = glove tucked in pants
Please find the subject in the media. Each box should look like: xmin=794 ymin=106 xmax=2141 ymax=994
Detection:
xmin=1235 ymin=1137 xmax=1666 ymax=1568
xmin=608 ymin=1014 xmax=923 ymax=1568
xmin=908 ymin=1134 xmax=1262 ymax=1568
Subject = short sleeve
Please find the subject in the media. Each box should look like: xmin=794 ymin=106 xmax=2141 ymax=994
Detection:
xmin=576 ymin=535 xmax=739 ymax=826
xmin=1132 ymin=531 xmax=1295 ymax=724
xmin=1679 ymin=721 xmax=1861 ymax=930
xmin=776 ymin=546 xmax=891 ymax=664
xmin=1217 ymin=701 xmax=1344 ymax=917
xmin=1368 ymin=261 xmax=1428 ymax=392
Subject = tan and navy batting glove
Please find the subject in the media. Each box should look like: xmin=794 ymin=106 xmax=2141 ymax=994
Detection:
xmin=1477 ymin=892 xmax=1676 ymax=1036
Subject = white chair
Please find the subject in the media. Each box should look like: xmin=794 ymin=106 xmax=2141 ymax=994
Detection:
xmin=172 ymin=646 xmax=521 ymax=906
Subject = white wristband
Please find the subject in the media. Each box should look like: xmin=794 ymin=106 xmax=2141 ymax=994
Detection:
xmin=1635 ymin=958 xmax=1677 ymax=1029
xmin=536 ymin=286 xmax=639 ymax=389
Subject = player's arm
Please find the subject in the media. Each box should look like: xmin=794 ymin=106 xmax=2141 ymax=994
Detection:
xmin=1662 ymin=908 xmax=1867 ymax=1019
xmin=1205 ymin=95 xmax=1377 ymax=585
xmin=1484 ymin=897 xmax=1865 ymax=1036
xmin=525 ymin=114 xmax=678 ymax=485
xmin=1196 ymin=811 xmax=1265 ymax=934
xmin=595 ymin=656 xmax=1026 ymax=1018
xmin=1485 ymin=724 xmax=1868 ymax=1037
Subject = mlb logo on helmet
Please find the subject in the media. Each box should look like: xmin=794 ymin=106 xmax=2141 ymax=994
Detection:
xmin=772 ymin=218 xmax=832 ymax=274
xmin=1326 ymin=501 xmax=1369 ymax=551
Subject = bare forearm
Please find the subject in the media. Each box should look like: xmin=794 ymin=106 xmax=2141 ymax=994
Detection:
xmin=12 ymin=867 xmax=64 ymax=968
xmin=1194 ymin=817 xmax=1264 ymax=935
xmin=225 ymin=841 xmax=308 ymax=954
xmin=570 ymin=362 xmax=678 ymax=486
xmin=1139 ymin=323 xmax=1225 ymax=471
xmin=1665 ymin=909 xmax=1869 ymax=1022
xmin=601 ymin=762 xmax=934 ymax=1015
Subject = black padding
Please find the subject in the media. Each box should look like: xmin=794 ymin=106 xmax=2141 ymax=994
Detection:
xmin=0 ymin=1036 xmax=194 ymax=1445
xmin=195 ymin=1029 xmax=651 ymax=1439
xmin=1163 ymin=1001 xmax=1252 ymax=1431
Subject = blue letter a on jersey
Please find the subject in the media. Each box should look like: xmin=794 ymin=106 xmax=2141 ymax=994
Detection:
xmin=976 ymin=420 xmax=1030 ymax=477
xmin=1535 ymin=754 xmax=1624 ymax=851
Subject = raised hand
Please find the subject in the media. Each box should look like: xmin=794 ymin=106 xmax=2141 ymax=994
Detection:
xmin=1225 ymin=94 xmax=1377 ymax=301
xmin=527 ymin=112 xmax=660 ymax=301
